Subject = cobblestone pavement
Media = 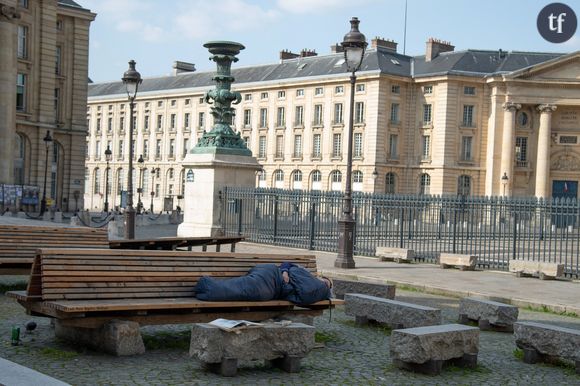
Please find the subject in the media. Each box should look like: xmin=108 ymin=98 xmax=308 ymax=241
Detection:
xmin=2 ymin=284 xmax=579 ymax=385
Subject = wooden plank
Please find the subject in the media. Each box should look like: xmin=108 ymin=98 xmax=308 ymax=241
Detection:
xmin=42 ymin=281 xmax=198 ymax=289
xmin=40 ymin=258 xmax=313 ymax=267
xmin=43 ymin=291 xmax=196 ymax=300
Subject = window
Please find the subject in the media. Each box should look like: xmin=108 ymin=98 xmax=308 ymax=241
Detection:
xmin=131 ymin=140 xmax=135 ymax=159
xmin=296 ymin=89 xmax=304 ymax=97
xmin=155 ymin=139 xmax=161 ymax=159
xmin=143 ymin=139 xmax=149 ymax=158
xmin=259 ymin=108 xmax=267 ymax=128
xmin=462 ymin=105 xmax=474 ymax=127
xmin=421 ymin=135 xmax=430 ymax=160
xmin=18 ymin=0 xmax=28 ymax=8
xmin=312 ymin=134 xmax=321 ymax=158
xmin=243 ymin=109 xmax=252 ymax=127
xmin=258 ymin=136 xmax=266 ymax=158
xmin=170 ymin=99 xmax=176 ymax=107
xmin=391 ymin=85 xmax=400 ymax=94
xmin=170 ymin=114 xmax=176 ymax=130
xmin=423 ymin=104 xmax=432 ymax=124
xmin=292 ymin=170 xmax=303 ymax=190
xmin=169 ymin=139 xmax=175 ymax=158
xmin=16 ymin=73 xmax=26 ymax=111
xmin=198 ymin=112 xmax=205 ymax=129
xmin=119 ymin=117 xmax=125 ymax=132
xmin=258 ymin=92 xmax=267 ymax=100
xmin=93 ymin=168 xmax=101 ymax=194
xmin=458 ymin=175 xmax=471 ymax=196
xmin=132 ymin=116 xmax=137 ymax=133
xmin=199 ymin=97 xmax=205 ymax=104
xmin=385 ymin=173 xmax=396 ymax=194
xmin=515 ymin=137 xmax=528 ymax=167
xmin=183 ymin=138 xmax=189 ymax=158
xmin=157 ymin=101 xmax=163 ymax=107
xmin=55 ymin=45 xmax=63 ymax=75
xmin=275 ymin=135 xmax=284 ymax=158
xmin=293 ymin=135 xmax=302 ymax=158
xmin=157 ymin=115 xmax=163 ymax=131
xmin=54 ymin=88 xmax=60 ymax=121
xmin=277 ymin=91 xmax=286 ymax=99
xmin=311 ymin=170 xmax=322 ymax=186
xmin=353 ymin=170 xmax=363 ymax=183
xmin=244 ymin=93 xmax=252 ymax=101
xmin=390 ymin=103 xmax=400 ymax=123
xmin=117 ymin=169 xmax=124 ymax=193
xmin=108 ymin=105 xmax=113 ymax=111
xmin=17 ymin=25 xmax=27 ymax=59
xmin=334 ymin=103 xmax=343 ymax=124
xmin=330 ymin=170 xmax=342 ymax=191
xmin=461 ymin=136 xmax=473 ymax=161
xmin=517 ymin=112 xmax=529 ymax=127
xmin=184 ymin=113 xmax=190 ymax=129
xmin=355 ymin=102 xmax=365 ymax=124
xmin=354 ymin=133 xmax=363 ymax=158
xmin=423 ymin=85 xmax=433 ymax=94
xmin=144 ymin=115 xmax=150 ymax=131
xmin=295 ymin=106 xmax=304 ymax=126
xmin=185 ymin=98 xmax=191 ymax=105
xmin=168 ymin=168 xmax=174 ymax=180
xmin=274 ymin=169 xmax=284 ymax=188
xmin=276 ymin=107 xmax=285 ymax=127
xmin=419 ymin=173 xmax=431 ymax=195
xmin=95 ymin=140 xmax=101 ymax=160
xmin=243 ymin=136 xmax=249 ymax=147
xmin=332 ymin=133 xmax=342 ymax=158
xmin=96 ymin=118 xmax=101 ymax=133
xmin=142 ymin=169 xmax=149 ymax=193
xmin=335 ymin=85 xmax=344 ymax=94
xmin=313 ymin=104 xmax=323 ymax=125
xmin=118 ymin=140 xmax=124 ymax=159
xmin=388 ymin=134 xmax=398 ymax=159
xmin=464 ymin=86 xmax=476 ymax=95
xmin=356 ymin=84 xmax=365 ymax=92
xmin=314 ymin=87 xmax=323 ymax=96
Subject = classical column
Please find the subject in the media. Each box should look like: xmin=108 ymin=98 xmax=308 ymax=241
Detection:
xmin=535 ymin=104 xmax=557 ymax=198
xmin=500 ymin=102 xmax=520 ymax=196
xmin=0 ymin=3 xmax=19 ymax=184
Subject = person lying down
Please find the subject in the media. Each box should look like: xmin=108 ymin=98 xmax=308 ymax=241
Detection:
xmin=194 ymin=262 xmax=333 ymax=306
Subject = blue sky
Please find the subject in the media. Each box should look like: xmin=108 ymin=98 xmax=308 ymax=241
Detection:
xmin=82 ymin=0 xmax=580 ymax=83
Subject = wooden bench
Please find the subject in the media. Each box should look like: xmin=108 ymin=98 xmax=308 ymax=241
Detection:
xmin=108 ymin=236 xmax=245 ymax=252
xmin=8 ymin=248 xmax=340 ymax=355
xmin=0 ymin=225 xmax=109 ymax=275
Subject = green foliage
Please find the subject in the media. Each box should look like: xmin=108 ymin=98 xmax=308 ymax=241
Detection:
xmin=338 ymin=319 xmax=392 ymax=335
xmin=394 ymin=284 xmax=421 ymax=293
xmin=40 ymin=347 xmax=78 ymax=360
xmin=525 ymin=305 xmax=578 ymax=318
xmin=0 ymin=282 xmax=27 ymax=294
xmin=513 ymin=348 xmax=524 ymax=360
xmin=142 ymin=329 xmax=190 ymax=350
xmin=314 ymin=330 xmax=339 ymax=343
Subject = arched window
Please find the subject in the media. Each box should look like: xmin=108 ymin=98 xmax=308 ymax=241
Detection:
xmin=142 ymin=169 xmax=150 ymax=193
xmin=419 ymin=173 xmax=430 ymax=195
xmin=385 ymin=172 xmax=396 ymax=194
xmin=458 ymin=175 xmax=471 ymax=196
xmin=353 ymin=170 xmax=363 ymax=191
xmin=274 ymin=169 xmax=284 ymax=188
xmin=311 ymin=170 xmax=322 ymax=190
xmin=258 ymin=170 xmax=267 ymax=188
xmin=330 ymin=170 xmax=342 ymax=191
xmin=292 ymin=170 xmax=302 ymax=190
xmin=116 ymin=168 xmax=124 ymax=195
xmin=14 ymin=133 xmax=28 ymax=185
xmin=93 ymin=168 xmax=101 ymax=195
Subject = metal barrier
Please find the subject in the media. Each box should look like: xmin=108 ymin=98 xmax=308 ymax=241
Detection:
xmin=220 ymin=187 xmax=580 ymax=278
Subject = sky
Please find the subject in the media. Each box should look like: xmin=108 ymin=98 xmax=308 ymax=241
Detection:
xmin=81 ymin=0 xmax=580 ymax=83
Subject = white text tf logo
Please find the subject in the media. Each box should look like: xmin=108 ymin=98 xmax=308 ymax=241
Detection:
xmin=538 ymin=3 xmax=577 ymax=43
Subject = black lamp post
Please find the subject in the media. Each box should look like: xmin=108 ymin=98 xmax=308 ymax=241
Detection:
xmin=104 ymin=145 xmax=112 ymax=212
xmin=150 ymin=167 xmax=159 ymax=212
xmin=40 ymin=130 xmax=53 ymax=215
xmin=335 ymin=17 xmax=367 ymax=269
xmin=137 ymin=154 xmax=144 ymax=213
xmin=122 ymin=60 xmax=142 ymax=239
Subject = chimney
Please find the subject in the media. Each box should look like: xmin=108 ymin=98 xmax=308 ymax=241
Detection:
xmin=172 ymin=61 xmax=196 ymax=75
xmin=330 ymin=43 xmax=344 ymax=54
xmin=300 ymin=49 xmax=317 ymax=58
xmin=371 ymin=37 xmax=398 ymax=52
xmin=280 ymin=49 xmax=300 ymax=60
xmin=425 ymin=38 xmax=454 ymax=62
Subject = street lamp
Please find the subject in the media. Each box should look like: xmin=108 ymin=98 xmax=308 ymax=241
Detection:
xmin=150 ymin=167 xmax=159 ymax=212
xmin=122 ymin=60 xmax=142 ymax=239
xmin=501 ymin=172 xmax=509 ymax=196
xmin=104 ymin=145 xmax=112 ymax=212
xmin=40 ymin=130 xmax=53 ymax=215
xmin=137 ymin=154 xmax=144 ymax=213
xmin=335 ymin=17 xmax=367 ymax=269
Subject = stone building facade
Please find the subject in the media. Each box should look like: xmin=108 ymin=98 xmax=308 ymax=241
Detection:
xmin=85 ymin=38 xmax=580 ymax=211
xmin=1 ymin=0 xmax=95 ymax=211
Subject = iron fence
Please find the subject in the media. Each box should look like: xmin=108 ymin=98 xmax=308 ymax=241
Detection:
xmin=220 ymin=187 xmax=580 ymax=278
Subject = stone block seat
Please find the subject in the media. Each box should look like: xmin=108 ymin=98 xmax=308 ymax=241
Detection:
xmin=509 ymin=259 xmax=564 ymax=280
xmin=514 ymin=321 xmax=580 ymax=374
xmin=390 ymin=324 xmax=480 ymax=375
xmin=189 ymin=323 xmax=315 ymax=376
xmin=458 ymin=297 xmax=519 ymax=332
xmin=375 ymin=247 xmax=414 ymax=263
xmin=439 ymin=253 xmax=478 ymax=271
xmin=344 ymin=293 xmax=441 ymax=329
xmin=332 ymin=279 xmax=396 ymax=300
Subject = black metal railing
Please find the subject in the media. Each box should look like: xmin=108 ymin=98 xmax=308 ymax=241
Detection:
xmin=220 ymin=187 xmax=580 ymax=278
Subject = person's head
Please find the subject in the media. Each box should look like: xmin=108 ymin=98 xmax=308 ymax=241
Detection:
xmin=319 ymin=276 xmax=333 ymax=289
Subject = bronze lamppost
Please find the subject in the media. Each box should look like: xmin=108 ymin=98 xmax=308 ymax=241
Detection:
xmin=104 ymin=145 xmax=112 ymax=212
xmin=137 ymin=154 xmax=144 ymax=213
xmin=150 ymin=167 xmax=159 ymax=212
xmin=40 ymin=130 xmax=53 ymax=215
xmin=121 ymin=60 xmax=142 ymax=239
xmin=335 ymin=17 xmax=367 ymax=269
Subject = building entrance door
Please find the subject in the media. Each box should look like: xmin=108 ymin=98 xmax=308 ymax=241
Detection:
xmin=552 ymin=180 xmax=578 ymax=199
xmin=552 ymin=180 xmax=578 ymax=227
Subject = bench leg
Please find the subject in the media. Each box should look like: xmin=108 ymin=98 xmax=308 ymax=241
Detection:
xmin=478 ymin=319 xmax=491 ymax=331
xmin=355 ymin=315 xmax=369 ymax=326
xmin=453 ymin=353 xmax=478 ymax=369
xmin=458 ymin=314 xmax=470 ymax=325
xmin=538 ymin=272 xmax=554 ymax=281
xmin=216 ymin=245 xmax=221 ymax=252
xmin=576 ymin=360 xmax=580 ymax=375
xmin=207 ymin=358 xmax=238 ymax=377
xmin=271 ymin=355 xmax=302 ymax=373
xmin=202 ymin=245 xmax=207 ymax=252
xmin=522 ymin=347 xmax=541 ymax=364
xmin=440 ymin=263 xmax=450 ymax=269
xmin=393 ymin=358 xmax=443 ymax=375
xmin=230 ymin=243 xmax=235 ymax=252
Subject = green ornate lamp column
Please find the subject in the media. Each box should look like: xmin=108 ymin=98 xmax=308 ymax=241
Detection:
xmin=178 ymin=41 xmax=261 ymax=238
xmin=193 ymin=41 xmax=251 ymax=156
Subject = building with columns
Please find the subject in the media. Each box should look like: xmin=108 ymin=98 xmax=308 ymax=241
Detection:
xmin=1 ymin=0 xmax=95 ymax=211
xmin=85 ymin=37 xmax=580 ymax=211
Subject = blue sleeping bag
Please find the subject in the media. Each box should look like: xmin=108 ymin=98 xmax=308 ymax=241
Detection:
xmin=283 ymin=264 xmax=331 ymax=306
xmin=195 ymin=264 xmax=283 ymax=301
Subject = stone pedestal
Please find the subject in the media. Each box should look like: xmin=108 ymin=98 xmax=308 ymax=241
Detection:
xmin=177 ymin=152 xmax=260 ymax=238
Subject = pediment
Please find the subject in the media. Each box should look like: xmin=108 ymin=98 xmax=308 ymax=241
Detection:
xmin=509 ymin=51 xmax=580 ymax=82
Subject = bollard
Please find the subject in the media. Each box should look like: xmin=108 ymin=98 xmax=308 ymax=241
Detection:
xmin=11 ymin=326 xmax=20 ymax=346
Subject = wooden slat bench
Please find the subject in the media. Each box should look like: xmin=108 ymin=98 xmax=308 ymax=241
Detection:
xmin=108 ymin=236 xmax=245 ymax=252
xmin=0 ymin=225 xmax=109 ymax=275
xmin=8 ymin=248 xmax=340 ymax=355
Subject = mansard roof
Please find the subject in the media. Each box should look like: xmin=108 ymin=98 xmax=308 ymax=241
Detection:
xmin=58 ymin=0 xmax=88 ymax=10
xmin=88 ymin=47 xmax=565 ymax=98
